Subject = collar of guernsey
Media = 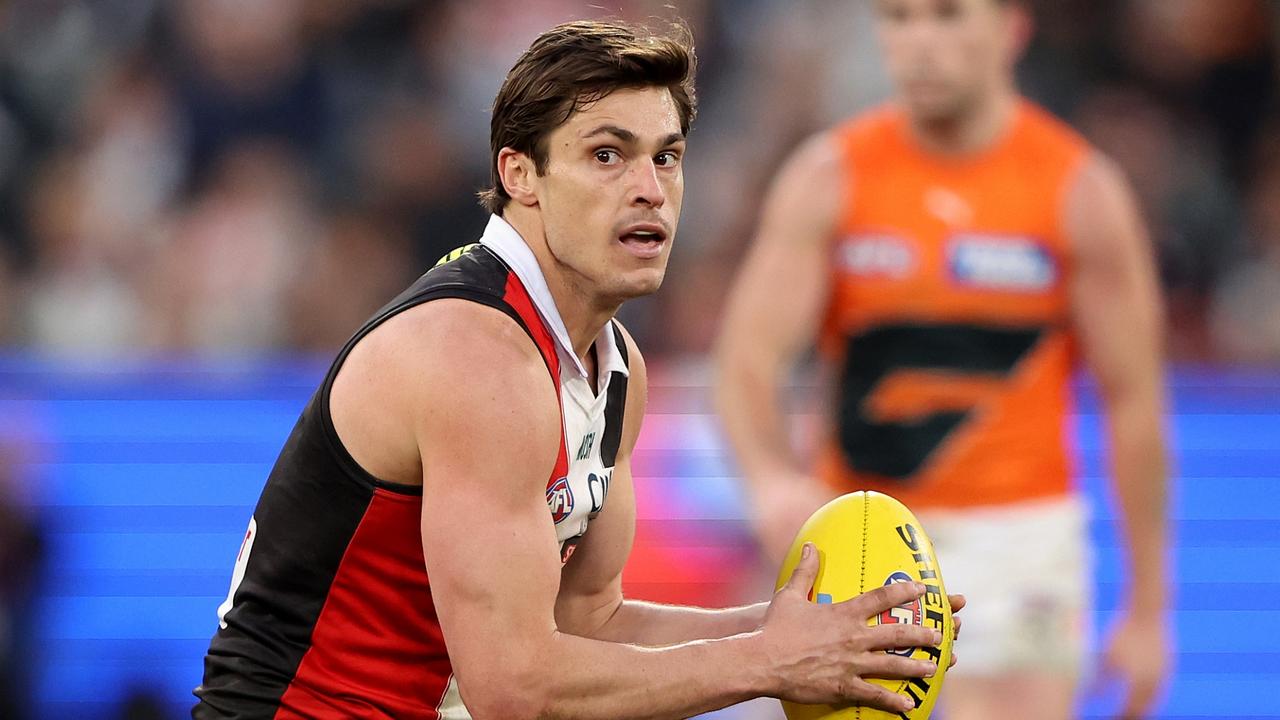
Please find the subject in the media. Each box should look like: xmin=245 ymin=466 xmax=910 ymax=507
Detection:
xmin=479 ymin=213 xmax=630 ymax=385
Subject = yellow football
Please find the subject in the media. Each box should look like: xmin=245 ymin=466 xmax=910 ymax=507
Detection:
xmin=775 ymin=491 xmax=953 ymax=720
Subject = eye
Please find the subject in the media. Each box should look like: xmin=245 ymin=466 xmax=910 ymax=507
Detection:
xmin=655 ymin=151 xmax=681 ymax=168
xmin=879 ymin=0 xmax=909 ymax=22
xmin=594 ymin=149 xmax=622 ymax=165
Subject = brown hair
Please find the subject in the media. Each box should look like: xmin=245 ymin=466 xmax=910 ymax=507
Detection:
xmin=478 ymin=19 xmax=698 ymax=215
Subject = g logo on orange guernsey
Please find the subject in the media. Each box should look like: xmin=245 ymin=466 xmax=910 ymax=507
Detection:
xmin=546 ymin=477 xmax=573 ymax=524
xmin=838 ymin=322 xmax=1045 ymax=479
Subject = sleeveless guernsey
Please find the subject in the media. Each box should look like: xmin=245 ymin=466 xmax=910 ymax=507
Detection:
xmin=817 ymin=99 xmax=1092 ymax=510
xmin=194 ymin=215 xmax=629 ymax=719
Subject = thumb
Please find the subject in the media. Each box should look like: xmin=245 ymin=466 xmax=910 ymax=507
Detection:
xmin=782 ymin=542 xmax=820 ymax=597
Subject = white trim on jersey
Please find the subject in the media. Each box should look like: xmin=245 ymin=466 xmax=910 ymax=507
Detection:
xmin=435 ymin=675 xmax=470 ymax=719
xmin=217 ymin=516 xmax=257 ymax=630
xmin=479 ymin=214 xmax=629 ymax=384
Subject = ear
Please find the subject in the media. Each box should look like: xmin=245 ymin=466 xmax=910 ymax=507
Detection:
xmin=1004 ymin=2 xmax=1034 ymax=62
xmin=497 ymin=147 xmax=540 ymax=208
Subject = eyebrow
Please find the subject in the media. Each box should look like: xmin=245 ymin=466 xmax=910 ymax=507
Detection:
xmin=581 ymin=125 xmax=686 ymax=148
xmin=582 ymin=125 xmax=637 ymax=143
xmin=659 ymin=132 xmax=686 ymax=147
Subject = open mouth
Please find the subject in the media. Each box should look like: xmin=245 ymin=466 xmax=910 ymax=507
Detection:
xmin=618 ymin=225 xmax=668 ymax=259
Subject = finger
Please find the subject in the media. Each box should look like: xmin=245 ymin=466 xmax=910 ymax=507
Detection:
xmin=948 ymin=593 xmax=966 ymax=613
xmin=949 ymin=650 xmax=958 ymax=668
xmin=849 ymin=581 xmax=926 ymax=619
xmin=859 ymin=652 xmax=938 ymax=681
xmin=781 ymin=543 xmax=820 ymax=597
xmin=843 ymin=678 xmax=916 ymax=714
xmin=954 ymin=614 xmax=962 ymax=640
xmin=864 ymin=623 xmax=943 ymax=651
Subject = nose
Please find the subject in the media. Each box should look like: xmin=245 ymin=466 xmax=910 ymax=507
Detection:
xmin=903 ymin=16 xmax=940 ymax=62
xmin=629 ymin=158 xmax=666 ymax=209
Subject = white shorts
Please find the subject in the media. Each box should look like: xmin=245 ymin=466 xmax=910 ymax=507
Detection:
xmin=917 ymin=494 xmax=1091 ymax=678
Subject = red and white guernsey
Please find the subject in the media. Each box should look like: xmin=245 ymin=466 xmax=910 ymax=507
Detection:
xmin=194 ymin=215 xmax=630 ymax=719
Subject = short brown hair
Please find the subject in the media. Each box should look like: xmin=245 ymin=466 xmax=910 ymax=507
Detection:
xmin=478 ymin=19 xmax=698 ymax=215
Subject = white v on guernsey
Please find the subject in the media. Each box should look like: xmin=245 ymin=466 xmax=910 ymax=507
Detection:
xmin=201 ymin=214 xmax=632 ymax=720
xmin=480 ymin=214 xmax=632 ymax=556
xmin=435 ymin=216 xmax=635 ymax=719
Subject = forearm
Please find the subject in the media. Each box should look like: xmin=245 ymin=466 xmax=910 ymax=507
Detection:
xmin=1107 ymin=394 xmax=1169 ymax=614
xmin=590 ymin=599 xmax=769 ymax=646
xmin=526 ymin=629 xmax=770 ymax=720
xmin=715 ymin=133 xmax=837 ymax=489
xmin=716 ymin=360 xmax=803 ymax=484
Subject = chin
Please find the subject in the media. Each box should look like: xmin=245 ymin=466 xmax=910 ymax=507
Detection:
xmin=909 ymin=90 xmax=976 ymax=126
xmin=609 ymin=267 xmax=666 ymax=301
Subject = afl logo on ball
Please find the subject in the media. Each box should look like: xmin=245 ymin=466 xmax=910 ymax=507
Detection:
xmin=546 ymin=477 xmax=574 ymax=524
xmin=878 ymin=571 xmax=924 ymax=656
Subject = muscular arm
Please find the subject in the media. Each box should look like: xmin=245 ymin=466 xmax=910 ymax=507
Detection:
xmin=355 ymin=298 xmax=938 ymax=719
xmin=715 ymin=134 xmax=846 ymax=559
xmin=1066 ymin=154 xmax=1170 ymax=616
xmin=555 ymin=325 xmax=767 ymax=647
xmin=400 ymin=302 xmax=943 ymax=720
xmin=408 ymin=304 xmax=771 ymax=720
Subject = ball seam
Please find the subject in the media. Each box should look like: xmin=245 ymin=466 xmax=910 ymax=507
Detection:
xmin=858 ymin=496 xmax=868 ymax=720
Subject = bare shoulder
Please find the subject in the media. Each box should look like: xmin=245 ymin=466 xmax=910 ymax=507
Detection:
xmin=761 ymin=131 xmax=846 ymax=240
xmin=368 ymin=299 xmax=555 ymax=418
xmin=1065 ymin=151 xmax=1143 ymax=255
xmin=772 ymin=132 xmax=844 ymax=196
xmin=1069 ymin=151 xmax=1131 ymax=203
xmin=331 ymin=299 xmax=561 ymax=485
xmin=369 ymin=298 xmax=542 ymax=366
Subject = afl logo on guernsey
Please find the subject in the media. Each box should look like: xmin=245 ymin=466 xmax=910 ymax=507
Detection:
xmin=546 ymin=477 xmax=574 ymax=524
xmin=878 ymin=571 xmax=924 ymax=656
xmin=948 ymin=235 xmax=1057 ymax=291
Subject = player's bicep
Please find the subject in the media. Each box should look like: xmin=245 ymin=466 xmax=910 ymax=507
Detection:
xmin=1066 ymin=154 xmax=1164 ymax=398
xmin=718 ymin=134 xmax=845 ymax=365
xmin=409 ymin=306 xmax=565 ymax=703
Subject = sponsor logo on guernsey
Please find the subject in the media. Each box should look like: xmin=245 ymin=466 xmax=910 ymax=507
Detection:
xmin=575 ymin=432 xmax=596 ymax=461
xmin=948 ymin=234 xmax=1057 ymax=291
xmin=891 ymin=523 xmax=949 ymax=719
xmin=877 ymin=570 xmax=925 ymax=656
xmin=587 ymin=470 xmax=611 ymax=517
xmin=546 ymin=477 xmax=574 ymax=524
xmin=560 ymin=536 xmax=581 ymax=564
xmin=432 ymin=243 xmax=479 ymax=268
xmin=836 ymin=234 xmax=916 ymax=279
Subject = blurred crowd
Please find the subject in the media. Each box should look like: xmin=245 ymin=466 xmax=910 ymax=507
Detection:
xmin=0 ymin=0 xmax=1277 ymax=361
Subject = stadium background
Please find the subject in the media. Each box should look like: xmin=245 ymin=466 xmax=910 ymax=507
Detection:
xmin=0 ymin=0 xmax=1276 ymax=718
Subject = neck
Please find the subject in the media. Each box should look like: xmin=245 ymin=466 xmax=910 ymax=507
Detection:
xmin=502 ymin=207 xmax=618 ymax=362
xmin=907 ymin=87 xmax=1018 ymax=156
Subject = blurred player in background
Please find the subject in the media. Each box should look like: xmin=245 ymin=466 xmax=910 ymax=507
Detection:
xmin=717 ymin=0 xmax=1169 ymax=718
xmin=195 ymin=19 xmax=957 ymax=719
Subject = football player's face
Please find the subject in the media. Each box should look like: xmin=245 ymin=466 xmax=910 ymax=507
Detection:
xmin=877 ymin=0 xmax=1016 ymax=122
xmin=533 ymin=86 xmax=686 ymax=304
